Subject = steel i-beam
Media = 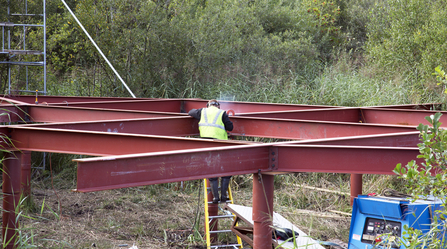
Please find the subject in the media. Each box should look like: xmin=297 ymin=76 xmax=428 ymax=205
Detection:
xmin=2 ymin=151 xmax=23 ymax=249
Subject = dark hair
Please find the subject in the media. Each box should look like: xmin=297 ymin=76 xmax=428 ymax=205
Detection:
xmin=207 ymin=99 xmax=220 ymax=108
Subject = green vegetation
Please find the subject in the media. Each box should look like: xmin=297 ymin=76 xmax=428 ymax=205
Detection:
xmin=1 ymin=0 xmax=446 ymax=104
xmin=393 ymin=113 xmax=447 ymax=248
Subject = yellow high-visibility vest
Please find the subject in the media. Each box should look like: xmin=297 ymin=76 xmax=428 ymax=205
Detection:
xmin=199 ymin=106 xmax=228 ymax=140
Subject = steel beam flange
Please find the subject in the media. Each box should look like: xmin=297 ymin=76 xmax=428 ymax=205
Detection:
xmin=269 ymin=147 xmax=278 ymax=170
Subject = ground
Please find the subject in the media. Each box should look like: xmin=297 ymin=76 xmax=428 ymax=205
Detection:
xmin=5 ymin=172 xmax=389 ymax=248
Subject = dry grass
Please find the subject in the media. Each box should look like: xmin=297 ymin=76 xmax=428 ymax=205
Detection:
xmin=19 ymin=182 xmax=206 ymax=248
xmin=6 ymin=169 xmax=404 ymax=248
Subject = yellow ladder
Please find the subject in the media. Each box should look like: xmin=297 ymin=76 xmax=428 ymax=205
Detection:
xmin=203 ymin=179 xmax=243 ymax=249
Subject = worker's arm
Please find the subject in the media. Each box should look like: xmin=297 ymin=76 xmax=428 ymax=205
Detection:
xmin=188 ymin=108 xmax=202 ymax=120
xmin=222 ymin=112 xmax=233 ymax=131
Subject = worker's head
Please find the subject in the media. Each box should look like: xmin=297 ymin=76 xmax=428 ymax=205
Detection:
xmin=207 ymin=99 xmax=220 ymax=109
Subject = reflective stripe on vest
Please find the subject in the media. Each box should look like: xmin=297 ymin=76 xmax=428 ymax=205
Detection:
xmin=198 ymin=107 xmax=228 ymax=140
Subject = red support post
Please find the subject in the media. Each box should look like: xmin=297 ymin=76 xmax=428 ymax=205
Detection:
xmin=2 ymin=151 xmax=23 ymax=249
xmin=20 ymin=151 xmax=32 ymax=197
xmin=350 ymin=174 xmax=363 ymax=206
xmin=252 ymin=173 xmax=274 ymax=249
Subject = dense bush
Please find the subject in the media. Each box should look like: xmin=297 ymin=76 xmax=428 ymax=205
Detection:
xmin=42 ymin=0 xmax=324 ymax=98
xmin=366 ymin=0 xmax=447 ymax=95
xmin=2 ymin=0 xmax=447 ymax=105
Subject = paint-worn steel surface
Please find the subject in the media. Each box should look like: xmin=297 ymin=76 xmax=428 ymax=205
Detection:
xmin=362 ymin=108 xmax=447 ymax=126
xmin=27 ymin=105 xmax=180 ymax=122
xmin=0 ymin=95 xmax=442 ymax=249
xmin=293 ymin=132 xmax=421 ymax=147
xmin=75 ymin=145 xmax=270 ymax=192
xmin=6 ymin=127 xmax=245 ymax=156
xmin=0 ymin=97 xmax=435 ymax=186
xmin=231 ymin=116 xmax=416 ymax=139
xmin=272 ymin=144 xmax=421 ymax=174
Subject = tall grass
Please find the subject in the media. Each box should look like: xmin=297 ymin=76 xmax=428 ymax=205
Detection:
xmin=178 ymin=51 xmax=445 ymax=106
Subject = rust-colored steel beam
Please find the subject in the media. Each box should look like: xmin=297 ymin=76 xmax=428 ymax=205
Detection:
xmin=2 ymin=151 xmax=23 ymax=249
xmin=182 ymin=99 xmax=337 ymax=115
xmin=6 ymin=127 xmax=247 ymax=156
xmin=292 ymin=131 xmax=421 ymax=147
xmin=22 ymin=115 xmax=417 ymax=140
xmin=0 ymin=105 xmax=27 ymax=123
xmin=74 ymin=145 xmax=270 ymax=192
xmin=238 ymin=107 xmax=447 ymax=126
xmin=351 ymin=174 xmax=363 ymax=205
xmin=49 ymin=99 xmax=184 ymax=113
xmin=74 ymin=142 xmax=421 ymax=192
xmin=273 ymin=144 xmax=421 ymax=174
xmin=361 ymin=108 xmax=447 ymax=127
xmin=0 ymin=97 xmax=30 ymax=106
xmin=20 ymin=151 xmax=32 ymax=197
xmin=2 ymin=95 xmax=139 ymax=104
xmin=252 ymin=173 xmax=274 ymax=249
xmin=370 ymin=103 xmax=442 ymax=110
xmin=27 ymin=106 xmax=181 ymax=122
xmin=0 ymin=119 xmax=418 ymax=159
xmin=26 ymin=117 xmax=199 ymax=136
xmin=4 ymin=96 xmax=337 ymax=114
xmin=237 ymin=107 xmax=361 ymax=122
xmin=231 ymin=116 xmax=416 ymax=140
xmin=52 ymin=98 xmax=338 ymax=116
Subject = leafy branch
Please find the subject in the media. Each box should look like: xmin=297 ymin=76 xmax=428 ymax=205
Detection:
xmin=434 ymin=66 xmax=447 ymax=93
xmin=393 ymin=113 xmax=447 ymax=248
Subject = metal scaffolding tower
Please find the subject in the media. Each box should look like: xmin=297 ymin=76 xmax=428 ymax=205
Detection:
xmin=1 ymin=0 xmax=46 ymax=95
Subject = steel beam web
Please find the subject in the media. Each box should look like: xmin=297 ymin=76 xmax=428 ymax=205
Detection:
xmin=75 ymin=145 xmax=270 ymax=192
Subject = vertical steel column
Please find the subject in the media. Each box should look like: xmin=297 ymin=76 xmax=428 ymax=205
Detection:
xmin=20 ymin=151 xmax=32 ymax=197
xmin=205 ymin=179 xmax=219 ymax=243
xmin=350 ymin=174 xmax=363 ymax=205
xmin=252 ymin=173 xmax=274 ymax=249
xmin=2 ymin=151 xmax=23 ymax=249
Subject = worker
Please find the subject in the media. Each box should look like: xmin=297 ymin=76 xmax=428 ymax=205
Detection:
xmin=188 ymin=99 xmax=233 ymax=204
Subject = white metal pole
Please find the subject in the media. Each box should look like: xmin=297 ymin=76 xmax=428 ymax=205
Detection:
xmin=59 ymin=0 xmax=136 ymax=98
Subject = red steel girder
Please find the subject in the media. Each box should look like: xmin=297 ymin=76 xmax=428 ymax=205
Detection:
xmin=26 ymin=117 xmax=198 ymax=136
xmin=4 ymin=96 xmax=337 ymax=114
xmin=27 ymin=105 xmax=181 ymax=122
xmin=238 ymin=107 xmax=447 ymax=127
xmin=272 ymin=144 xmax=421 ymax=174
xmin=75 ymin=145 xmax=270 ymax=192
xmin=49 ymin=99 xmax=184 ymax=113
xmin=292 ymin=131 xmax=421 ymax=147
xmin=0 ymin=105 xmax=27 ymax=123
xmin=74 ymin=143 xmax=420 ymax=192
xmin=361 ymin=108 xmax=447 ymax=126
xmin=2 ymin=95 xmax=139 ymax=104
xmin=237 ymin=107 xmax=361 ymax=122
xmin=22 ymin=115 xmax=417 ymax=140
xmin=6 ymin=127 xmax=247 ymax=156
xmin=370 ymin=103 xmax=442 ymax=110
xmin=182 ymin=99 xmax=337 ymax=114
xmin=231 ymin=116 xmax=416 ymax=139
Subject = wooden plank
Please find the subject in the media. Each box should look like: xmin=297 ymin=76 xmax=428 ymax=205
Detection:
xmin=225 ymin=204 xmax=325 ymax=249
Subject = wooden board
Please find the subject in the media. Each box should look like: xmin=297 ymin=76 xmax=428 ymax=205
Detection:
xmin=225 ymin=204 xmax=325 ymax=249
